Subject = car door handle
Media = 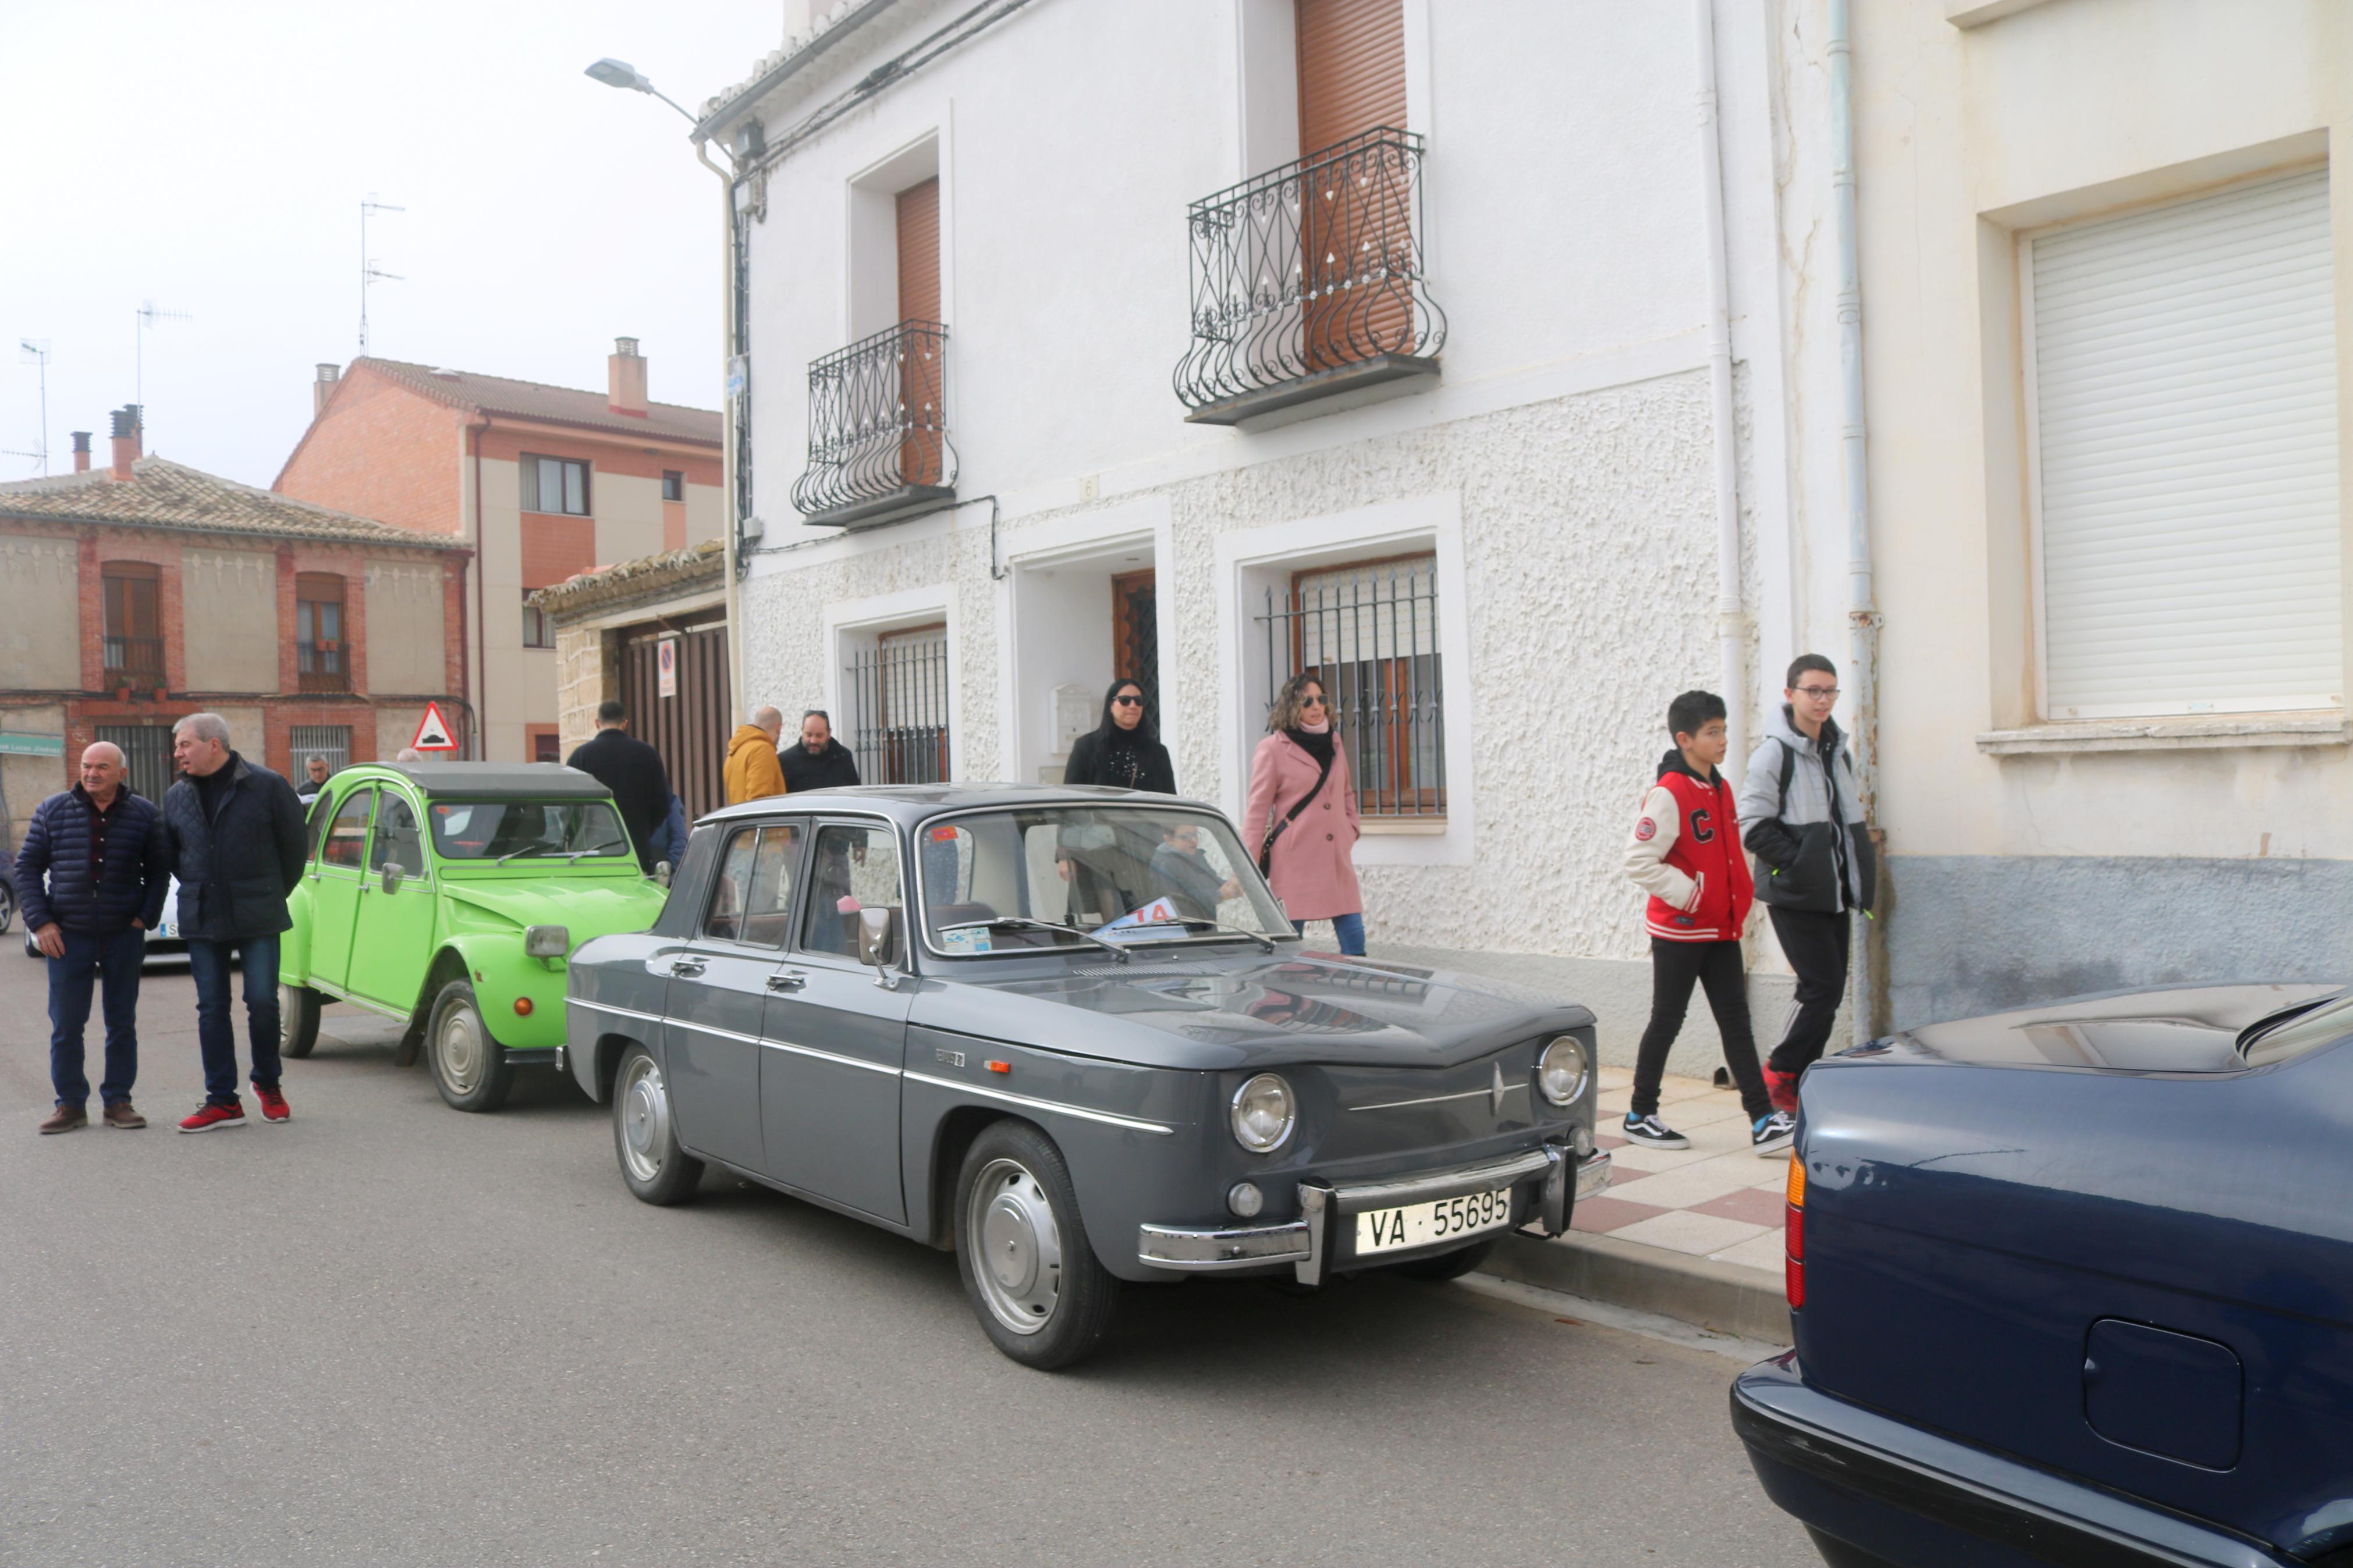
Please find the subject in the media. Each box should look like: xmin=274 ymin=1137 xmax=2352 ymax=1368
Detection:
xmin=669 ymin=959 xmax=707 ymax=977
xmin=765 ymin=972 xmax=807 ymax=993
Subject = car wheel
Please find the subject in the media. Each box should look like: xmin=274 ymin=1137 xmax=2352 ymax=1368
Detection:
xmin=953 ymin=1121 xmax=1118 ymax=1370
xmin=0 ymin=881 xmax=14 ymax=935
xmin=425 ymin=977 xmax=513 ymax=1112
xmin=613 ymin=1044 xmax=702 ymax=1206
xmin=279 ymin=982 xmax=322 ymax=1059
xmin=1389 ymin=1237 xmax=1499 ymax=1282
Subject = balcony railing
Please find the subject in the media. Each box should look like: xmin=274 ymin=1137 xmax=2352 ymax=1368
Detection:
xmin=1174 ymin=127 xmax=1446 ymax=426
xmin=103 ymin=635 xmax=164 ymax=687
xmin=790 ymin=321 xmax=957 ymax=528
xmin=297 ymin=639 xmax=349 ymax=694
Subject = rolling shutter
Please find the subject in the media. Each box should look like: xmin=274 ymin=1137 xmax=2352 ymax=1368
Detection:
xmin=895 ymin=177 xmax=939 ymax=326
xmin=895 ymin=178 xmax=944 ymax=487
xmin=1296 ymin=0 xmax=1406 ymax=155
xmin=2031 ymin=168 xmax=2341 ymax=717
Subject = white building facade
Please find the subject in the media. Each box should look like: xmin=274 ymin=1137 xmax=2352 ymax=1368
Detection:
xmin=701 ymin=0 xmax=1853 ymax=1059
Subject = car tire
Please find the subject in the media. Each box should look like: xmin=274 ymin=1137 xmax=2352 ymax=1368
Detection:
xmin=425 ymin=977 xmax=513 ymax=1113
xmin=279 ymin=982 xmax=322 ymax=1059
xmin=0 ymin=881 xmax=14 ymax=935
xmin=612 ymin=1043 xmax=701 ymax=1206
xmin=1389 ymin=1237 xmax=1499 ymax=1282
xmin=953 ymin=1121 xmax=1119 ymax=1370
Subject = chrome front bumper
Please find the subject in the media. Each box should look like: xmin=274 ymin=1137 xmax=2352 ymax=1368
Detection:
xmin=1137 ymin=1144 xmax=1614 ymax=1284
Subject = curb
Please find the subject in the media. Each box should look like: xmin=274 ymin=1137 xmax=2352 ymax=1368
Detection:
xmin=1481 ymin=1229 xmax=1791 ymax=1345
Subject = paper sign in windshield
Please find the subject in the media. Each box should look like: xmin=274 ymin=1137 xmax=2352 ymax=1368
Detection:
xmin=1094 ymin=897 xmax=1188 ymax=944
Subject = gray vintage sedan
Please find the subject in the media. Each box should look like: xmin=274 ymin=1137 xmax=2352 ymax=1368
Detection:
xmin=562 ymin=784 xmax=1612 ymax=1368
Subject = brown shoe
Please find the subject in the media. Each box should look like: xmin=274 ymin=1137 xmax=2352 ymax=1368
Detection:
xmin=38 ymin=1105 xmax=88 ymax=1134
xmin=102 ymin=1103 xmax=147 ymax=1130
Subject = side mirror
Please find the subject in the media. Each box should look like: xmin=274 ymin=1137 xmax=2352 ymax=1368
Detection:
xmin=381 ymin=862 xmax=406 ymax=894
xmin=856 ymin=906 xmax=897 ymax=970
xmin=654 ymin=860 xmax=672 ymax=888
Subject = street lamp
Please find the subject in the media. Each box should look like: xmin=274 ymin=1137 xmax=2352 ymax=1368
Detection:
xmin=584 ymin=58 xmax=696 ymax=124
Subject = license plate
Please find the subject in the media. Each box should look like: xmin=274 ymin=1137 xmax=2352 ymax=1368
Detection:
xmin=1354 ymin=1187 xmax=1516 ymax=1255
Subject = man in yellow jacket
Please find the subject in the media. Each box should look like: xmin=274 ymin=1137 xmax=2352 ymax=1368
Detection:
xmin=724 ymin=706 xmax=789 ymax=803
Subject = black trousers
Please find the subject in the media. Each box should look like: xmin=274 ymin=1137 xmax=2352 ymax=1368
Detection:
xmin=1631 ymin=938 xmax=1769 ymax=1121
xmin=1766 ymin=906 xmax=1852 ymax=1078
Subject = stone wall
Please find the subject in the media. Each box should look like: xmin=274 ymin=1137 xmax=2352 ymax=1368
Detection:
xmin=552 ymin=621 xmax=616 ymax=759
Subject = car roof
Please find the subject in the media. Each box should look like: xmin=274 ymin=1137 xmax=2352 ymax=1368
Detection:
xmin=696 ymin=782 xmax=1217 ymax=828
xmin=336 ymin=762 xmax=616 ymax=802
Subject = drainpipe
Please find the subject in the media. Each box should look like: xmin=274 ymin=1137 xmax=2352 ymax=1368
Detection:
xmin=470 ymin=414 xmax=491 ymax=759
xmin=1692 ymin=0 xmax=1745 ymax=777
xmin=1830 ymin=0 xmax=1881 ymax=1037
xmin=698 ymin=136 xmax=746 ymax=720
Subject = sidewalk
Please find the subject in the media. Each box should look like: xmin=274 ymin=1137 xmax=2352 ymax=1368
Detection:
xmin=1482 ymin=1065 xmax=1793 ymax=1343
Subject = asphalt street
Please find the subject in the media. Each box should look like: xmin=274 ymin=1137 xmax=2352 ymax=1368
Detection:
xmin=0 ymin=948 xmax=1816 ymax=1567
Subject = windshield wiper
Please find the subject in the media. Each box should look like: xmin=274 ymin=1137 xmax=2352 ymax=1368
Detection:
xmin=496 ymin=844 xmax=560 ymax=865
xmin=1122 ymin=917 xmax=1279 ymax=953
xmin=939 ymin=916 xmax=1130 ymax=963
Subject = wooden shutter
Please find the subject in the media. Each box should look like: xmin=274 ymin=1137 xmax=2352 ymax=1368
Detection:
xmin=895 ymin=177 xmax=945 ymax=486
xmin=1295 ymin=0 xmax=1410 ymax=370
xmin=2030 ymin=169 xmax=2340 ymax=717
xmin=1296 ymin=0 xmax=1406 ymax=155
xmin=896 ymin=178 xmax=940 ymax=325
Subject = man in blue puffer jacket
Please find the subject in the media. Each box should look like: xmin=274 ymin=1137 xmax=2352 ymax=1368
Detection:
xmin=16 ymin=740 xmax=171 ymax=1133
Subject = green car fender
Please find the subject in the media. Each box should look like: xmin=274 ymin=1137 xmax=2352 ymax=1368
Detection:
xmin=279 ymin=880 xmax=315 ymax=986
xmin=417 ymin=930 xmax=568 ymax=1053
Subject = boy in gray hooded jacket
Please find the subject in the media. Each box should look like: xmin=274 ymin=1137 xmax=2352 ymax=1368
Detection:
xmin=1736 ymin=655 xmax=1876 ymax=1112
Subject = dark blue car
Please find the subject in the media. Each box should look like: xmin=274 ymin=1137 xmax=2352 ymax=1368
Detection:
xmin=1731 ymin=982 xmax=2353 ymax=1568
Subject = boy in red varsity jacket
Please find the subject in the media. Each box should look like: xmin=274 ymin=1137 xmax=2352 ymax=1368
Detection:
xmin=1620 ymin=691 xmax=1795 ymax=1157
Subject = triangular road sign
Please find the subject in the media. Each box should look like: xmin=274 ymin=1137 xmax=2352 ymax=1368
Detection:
xmin=410 ymin=701 xmax=459 ymax=752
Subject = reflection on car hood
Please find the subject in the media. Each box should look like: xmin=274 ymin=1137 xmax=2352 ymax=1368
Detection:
xmin=442 ymin=877 xmax=668 ymax=938
xmin=920 ymin=951 xmax=1595 ymax=1071
xmin=1868 ymin=982 xmax=2344 ymax=1073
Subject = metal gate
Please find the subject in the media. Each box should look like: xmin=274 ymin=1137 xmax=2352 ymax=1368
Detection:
xmin=845 ymin=626 xmax=950 ymax=785
xmin=97 ymin=724 xmax=175 ymax=806
xmin=622 ymin=620 xmax=730 ymax=822
xmin=289 ymin=724 xmax=352 ymax=778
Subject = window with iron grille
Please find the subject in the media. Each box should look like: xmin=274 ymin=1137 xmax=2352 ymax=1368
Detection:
xmin=1257 ymin=553 xmax=1443 ymax=818
xmin=97 ymin=724 xmax=173 ymax=805
xmin=521 ymin=591 xmax=554 ymax=649
xmin=101 ymin=561 xmax=164 ymax=685
xmin=290 ymin=725 xmax=352 ymax=779
xmin=520 ymin=455 xmax=591 ymax=516
xmin=296 ymin=573 xmax=349 ymax=692
xmin=844 ymin=624 xmax=950 ymax=785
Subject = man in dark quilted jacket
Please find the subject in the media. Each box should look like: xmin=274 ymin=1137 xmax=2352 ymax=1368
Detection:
xmin=16 ymin=741 xmax=171 ymax=1132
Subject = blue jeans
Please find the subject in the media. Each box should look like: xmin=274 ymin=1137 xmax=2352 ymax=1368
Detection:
xmin=187 ymin=934 xmax=282 ymax=1105
xmin=1291 ymin=912 xmax=1367 ymax=956
xmin=47 ymin=926 xmax=147 ymax=1107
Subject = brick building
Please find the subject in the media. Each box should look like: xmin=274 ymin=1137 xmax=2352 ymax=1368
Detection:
xmin=273 ymin=340 xmax=724 ymax=763
xmin=0 ymin=409 xmax=469 ymax=848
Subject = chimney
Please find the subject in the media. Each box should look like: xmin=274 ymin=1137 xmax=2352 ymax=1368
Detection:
xmin=109 ymin=406 xmax=141 ymax=482
xmin=71 ymin=432 xmax=92 ymax=473
xmin=314 ymin=362 xmax=341 ymax=415
xmin=608 ymin=336 xmax=648 ymax=417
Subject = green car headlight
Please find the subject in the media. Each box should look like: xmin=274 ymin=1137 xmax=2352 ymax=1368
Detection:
xmin=524 ymin=924 xmax=571 ymax=959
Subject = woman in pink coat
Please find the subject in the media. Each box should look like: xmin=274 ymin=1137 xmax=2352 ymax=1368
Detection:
xmin=1242 ymin=674 xmax=1365 ymax=955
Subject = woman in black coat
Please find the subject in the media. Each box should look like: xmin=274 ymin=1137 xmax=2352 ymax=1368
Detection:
xmin=1062 ymin=678 xmax=1176 ymax=794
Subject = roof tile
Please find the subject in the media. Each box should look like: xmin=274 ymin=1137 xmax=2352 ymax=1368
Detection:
xmin=0 ymin=458 xmax=470 ymax=550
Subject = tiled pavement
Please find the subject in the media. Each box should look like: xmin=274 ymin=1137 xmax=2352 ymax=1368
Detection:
xmin=1580 ymin=1064 xmax=1789 ymax=1282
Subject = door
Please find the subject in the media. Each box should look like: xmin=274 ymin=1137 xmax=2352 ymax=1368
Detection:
xmin=1110 ymin=568 xmax=1159 ymax=719
xmin=621 ymin=618 xmax=730 ymax=821
xmin=306 ymin=785 xmax=374 ymax=992
xmin=349 ymin=790 xmax=436 ymax=1014
xmin=762 ymin=820 xmax=911 ymax=1222
xmin=662 ymin=820 xmax=799 ymax=1171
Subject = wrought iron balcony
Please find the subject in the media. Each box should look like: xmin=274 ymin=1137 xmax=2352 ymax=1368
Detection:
xmin=103 ymin=635 xmax=164 ymax=687
xmin=1174 ymin=128 xmax=1446 ymax=426
xmin=297 ymin=639 xmax=349 ymax=694
xmin=790 ymin=321 xmax=957 ymax=528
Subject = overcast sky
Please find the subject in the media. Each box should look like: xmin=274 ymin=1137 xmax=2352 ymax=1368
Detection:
xmin=1 ymin=2 xmax=785 ymax=489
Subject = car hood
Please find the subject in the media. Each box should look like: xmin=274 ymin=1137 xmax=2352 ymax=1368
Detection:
xmin=1861 ymin=980 xmax=2344 ymax=1073
xmin=442 ymin=878 xmax=668 ymax=940
xmin=913 ymin=950 xmax=1594 ymax=1071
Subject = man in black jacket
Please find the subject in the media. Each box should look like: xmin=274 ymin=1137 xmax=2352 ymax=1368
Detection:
xmin=566 ymin=701 xmax=673 ymax=872
xmin=16 ymin=741 xmax=171 ymax=1133
xmin=779 ymin=710 xmax=861 ymax=792
xmin=162 ymin=714 xmax=310 ymax=1132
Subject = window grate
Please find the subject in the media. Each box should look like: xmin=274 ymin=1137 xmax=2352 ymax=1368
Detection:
xmin=1257 ymin=556 xmax=1444 ymax=819
xmin=96 ymin=725 xmax=174 ymax=805
xmin=290 ymin=725 xmax=352 ymax=780
xmin=844 ymin=627 xmax=950 ymax=785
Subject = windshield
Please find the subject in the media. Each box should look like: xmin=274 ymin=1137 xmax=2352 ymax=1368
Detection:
xmin=427 ymin=800 xmax=632 ymax=862
xmin=2240 ymin=988 xmax=2353 ymax=1067
xmin=917 ymin=806 xmax=1292 ymax=955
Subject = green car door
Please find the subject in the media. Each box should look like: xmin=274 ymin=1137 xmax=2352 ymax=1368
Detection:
xmin=305 ymin=785 xmax=374 ymax=991
xmin=347 ymin=788 xmax=436 ymax=1012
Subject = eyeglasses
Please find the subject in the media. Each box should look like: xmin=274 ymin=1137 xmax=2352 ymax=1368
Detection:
xmin=1794 ymin=686 xmax=1840 ymax=700
xmin=1298 ymin=694 xmax=1328 ymax=708
xmin=1113 ymin=695 xmax=1144 ymax=707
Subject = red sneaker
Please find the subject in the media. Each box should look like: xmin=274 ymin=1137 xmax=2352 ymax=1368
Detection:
xmin=1763 ymin=1066 xmax=1801 ymax=1117
xmin=178 ymin=1101 xmax=248 ymax=1133
xmin=255 ymin=1086 xmax=290 ymax=1123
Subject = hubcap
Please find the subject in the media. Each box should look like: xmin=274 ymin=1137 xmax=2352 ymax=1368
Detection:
xmin=436 ymin=1000 xmax=483 ymax=1094
xmin=966 ymin=1157 xmax=1062 ymax=1336
xmin=617 ymin=1057 xmax=669 ymax=1184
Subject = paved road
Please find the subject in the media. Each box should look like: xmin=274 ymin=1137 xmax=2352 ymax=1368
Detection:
xmin=0 ymin=951 xmax=1816 ymax=1567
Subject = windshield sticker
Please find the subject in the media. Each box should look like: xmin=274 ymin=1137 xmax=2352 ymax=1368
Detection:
xmin=1094 ymin=897 xmax=1188 ymax=944
xmin=941 ymin=926 xmax=992 ymax=955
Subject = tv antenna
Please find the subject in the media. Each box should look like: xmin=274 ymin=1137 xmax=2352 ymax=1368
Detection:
xmin=135 ymin=301 xmax=191 ymax=427
xmin=360 ymin=195 xmax=406 ymax=353
xmin=15 ymin=339 xmax=51 ymax=474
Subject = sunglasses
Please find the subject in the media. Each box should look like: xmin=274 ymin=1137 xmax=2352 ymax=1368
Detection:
xmin=1113 ymin=695 xmax=1144 ymax=707
xmin=1298 ymin=694 xmax=1328 ymax=707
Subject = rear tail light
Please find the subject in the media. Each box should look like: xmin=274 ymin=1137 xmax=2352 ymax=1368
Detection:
xmin=1784 ymin=1153 xmax=1806 ymax=1309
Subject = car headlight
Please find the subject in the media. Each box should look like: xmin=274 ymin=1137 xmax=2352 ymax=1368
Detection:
xmin=524 ymin=924 xmax=571 ymax=959
xmin=1229 ymin=1073 xmax=1296 ymax=1153
xmin=1536 ymin=1035 xmax=1590 ymax=1107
